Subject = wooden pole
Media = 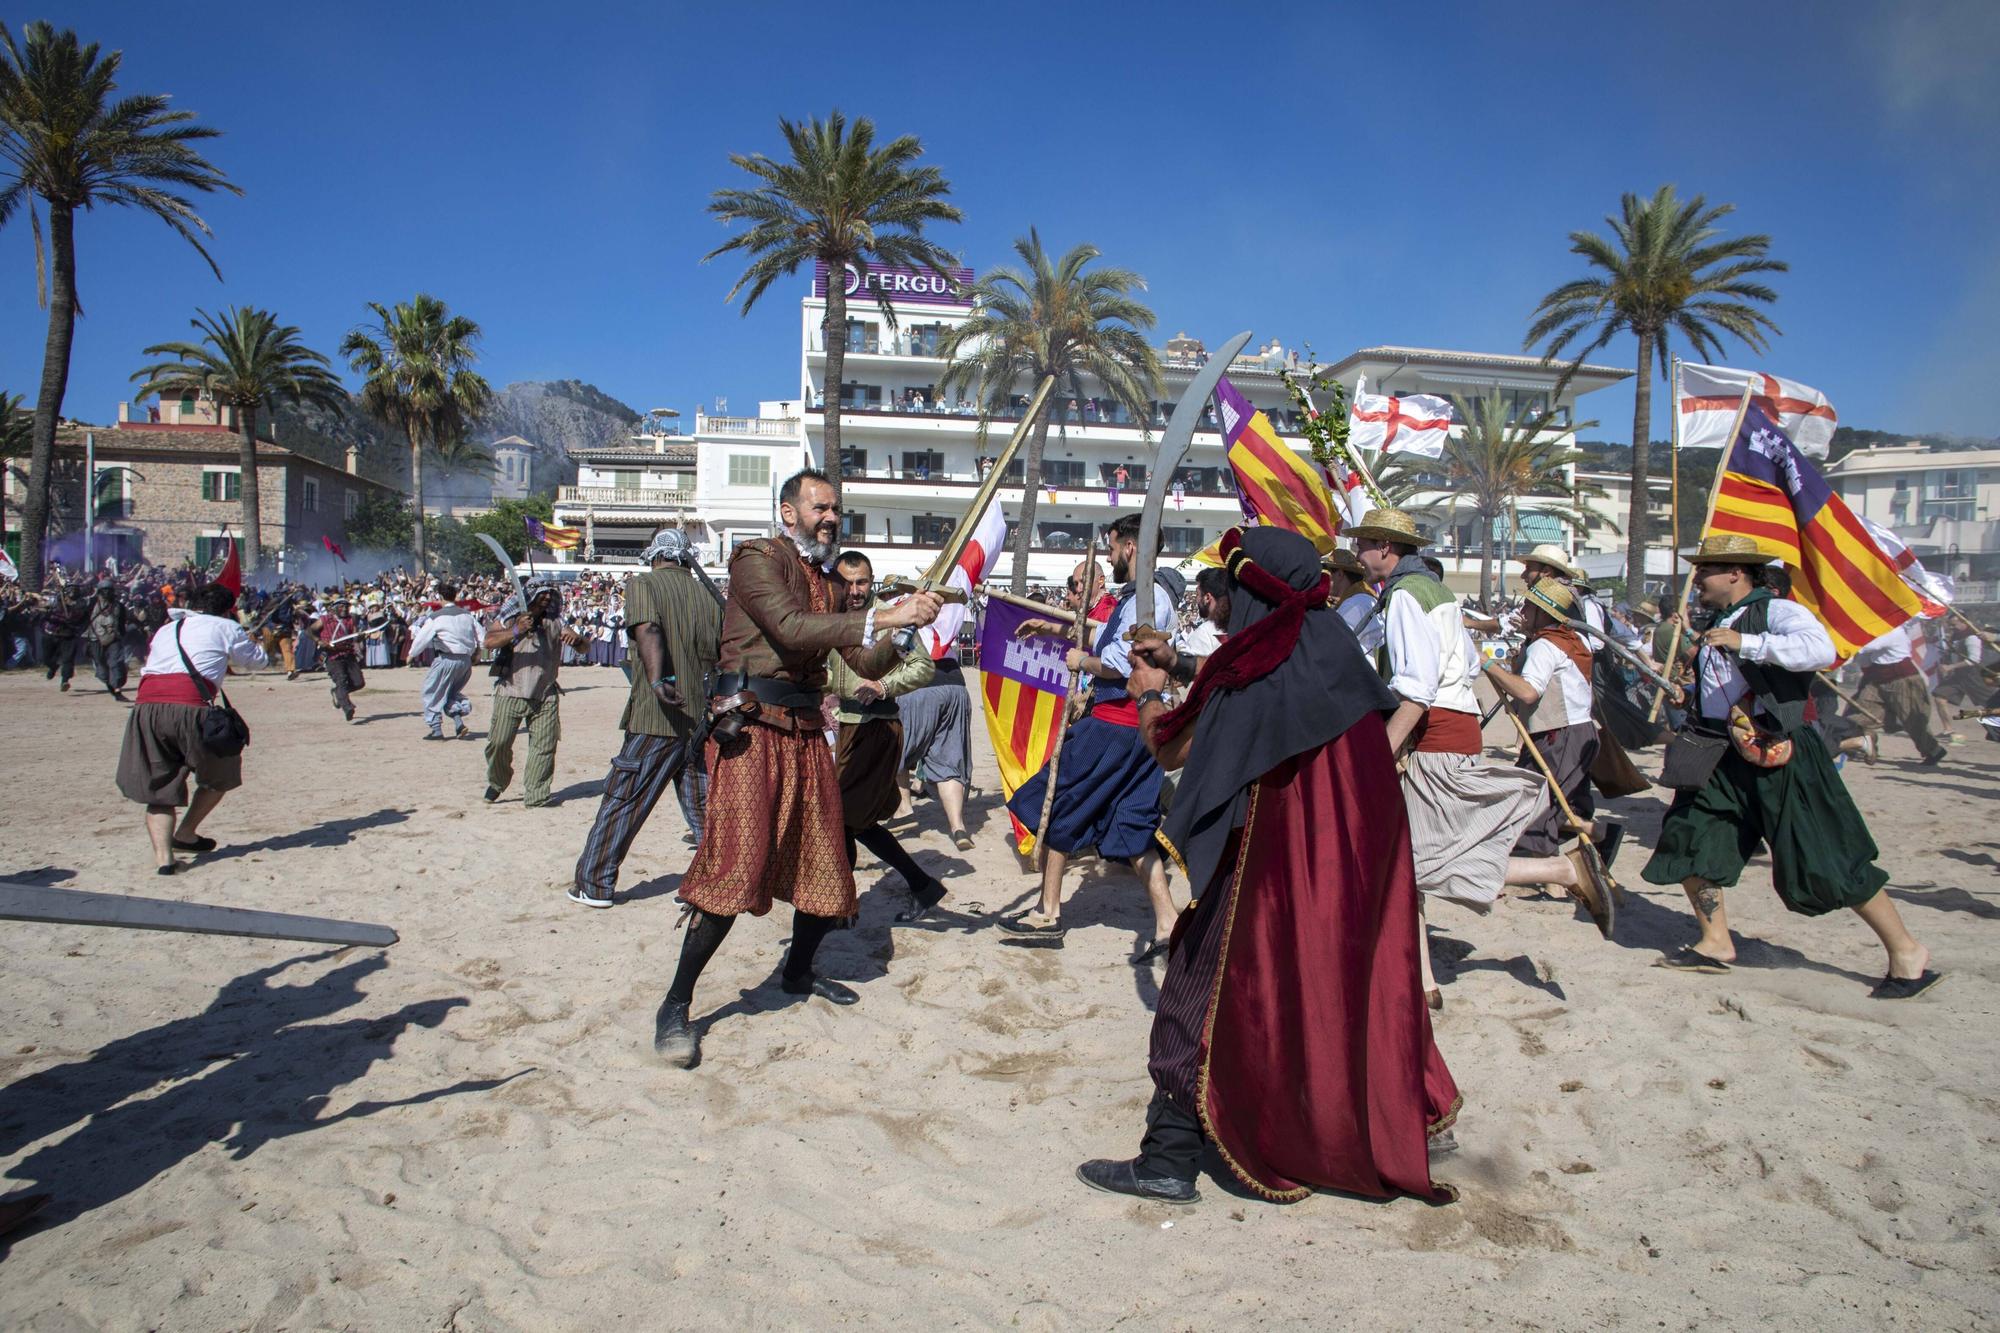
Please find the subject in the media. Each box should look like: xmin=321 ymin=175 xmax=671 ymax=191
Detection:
xmin=982 ymin=587 xmax=1074 ymax=620
xmin=1816 ymin=672 xmax=1887 ymax=729
xmin=1033 ymin=525 xmax=1101 ymax=870
xmin=1647 ymin=382 xmax=1755 ymax=723
xmin=1506 ymin=711 xmax=1589 ymax=835
xmin=1669 ymin=355 xmax=1682 ymax=601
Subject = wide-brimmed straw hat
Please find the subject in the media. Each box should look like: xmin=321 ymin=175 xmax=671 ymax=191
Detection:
xmin=1320 ymin=547 xmax=1365 ymax=576
xmin=1343 ymin=508 xmax=1427 ymax=545
xmin=1523 ymin=576 xmax=1578 ymax=622
xmin=1517 ymin=543 xmax=1583 ymax=580
xmin=1683 ymin=534 xmax=1776 ymax=566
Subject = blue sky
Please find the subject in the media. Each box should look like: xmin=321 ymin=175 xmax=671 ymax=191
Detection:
xmin=8 ymin=0 xmax=1997 ymax=444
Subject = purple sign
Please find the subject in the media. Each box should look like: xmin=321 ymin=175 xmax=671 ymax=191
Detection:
xmin=978 ymin=597 xmax=1072 ymax=695
xmin=813 ymin=260 xmax=974 ymax=306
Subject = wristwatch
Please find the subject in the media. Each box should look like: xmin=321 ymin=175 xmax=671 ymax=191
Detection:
xmin=1135 ymin=689 xmax=1169 ymax=708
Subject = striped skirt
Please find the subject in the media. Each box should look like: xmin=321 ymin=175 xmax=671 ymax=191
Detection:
xmin=1400 ymin=750 xmax=1547 ymax=912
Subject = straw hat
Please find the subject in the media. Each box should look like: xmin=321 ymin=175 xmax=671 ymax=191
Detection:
xmin=1517 ymin=543 xmax=1583 ymax=580
xmin=1320 ymin=547 xmax=1366 ymax=576
xmin=1343 ymin=508 xmax=1427 ymax=545
xmin=1638 ymin=598 xmax=1661 ymax=619
xmin=1682 ymin=533 xmax=1776 ymax=566
xmin=1523 ymin=576 xmax=1578 ymax=622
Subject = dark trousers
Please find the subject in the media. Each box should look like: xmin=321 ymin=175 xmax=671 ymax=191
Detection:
xmin=1137 ymin=1088 xmax=1204 ymax=1182
xmin=90 ymin=639 xmax=128 ymax=693
xmin=326 ymin=655 xmax=364 ymax=711
xmin=573 ymin=731 xmax=706 ymax=898
xmin=43 ymin=635 xmax=78 ymax=684
xmin=843 ymin=824 xmax=932 ymax=892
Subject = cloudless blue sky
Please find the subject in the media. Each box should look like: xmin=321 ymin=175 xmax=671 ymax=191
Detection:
xmin=8 ymin=0 xmax=1997 ymax=445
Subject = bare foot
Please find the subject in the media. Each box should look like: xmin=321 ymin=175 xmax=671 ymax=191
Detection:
xmin=1887 ymin=942 xmax=1931 ymax=982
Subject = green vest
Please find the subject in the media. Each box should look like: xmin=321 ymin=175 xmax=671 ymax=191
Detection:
xmin=1724 ymin=590 xmax=1813 ymax=736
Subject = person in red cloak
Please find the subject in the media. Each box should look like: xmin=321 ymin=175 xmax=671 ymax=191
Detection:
xmin=1077 ymin=526 xmax=1460 ymax=1206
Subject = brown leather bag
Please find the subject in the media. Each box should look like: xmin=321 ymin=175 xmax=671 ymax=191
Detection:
xmin=1589 ymin=720 xmax=1651 ymax=797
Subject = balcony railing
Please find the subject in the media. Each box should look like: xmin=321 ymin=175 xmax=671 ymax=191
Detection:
xmin=805 ymin=399 xmax=1314 ymax=437
xmin=696 ymin=414 xmax=797 ymax=437
xmin=557 ymin=485 xmax=695 ymax=507
xmin=838 ymin=469 xmax=1240 ymax=501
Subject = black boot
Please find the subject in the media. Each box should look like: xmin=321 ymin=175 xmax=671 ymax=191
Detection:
xmin=653 ymin=998 xmax=698 ymax=1067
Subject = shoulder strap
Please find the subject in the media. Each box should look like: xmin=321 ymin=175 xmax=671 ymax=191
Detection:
xmin=174 ymin=620 xmax=222 ymax=706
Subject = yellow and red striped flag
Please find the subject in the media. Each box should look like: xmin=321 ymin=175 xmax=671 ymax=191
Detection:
xmin=1709 ymin=405 xmax=1922 ymax=658
xmin=1215 ymin=377 xmax=1339 ymax=552
xmin=525 ymin=516 xmax=582 ymax=551
xmin=976 ymin=597 xmax=1072 ymax=855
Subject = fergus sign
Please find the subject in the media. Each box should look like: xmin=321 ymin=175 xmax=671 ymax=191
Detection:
xmin=812 ymin=260 xmax=974 ymax=307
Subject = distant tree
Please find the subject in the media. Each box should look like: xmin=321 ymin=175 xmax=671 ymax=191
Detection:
xmin=936 ymin=230 xmax=1161 ymax=592
xmin=0 ymin=390 xmax=27 ymax=458
xmin=1527 ymin=185 xmax=1785 ymax=595
xmin=705 ymin=110 xmax=961 ymax=488
xmin=130 ymin=306 xmax=346 ymax=574
xmin=464 ymin=495 xmax=556 ymax=563
xmin=340 ymin=294 xmax=492 ymax=568
xmin=0 ymin=20 xmax=239 ymax=590
xmin=1375 ymin=395 xmax=1602 ymax=604
xmin=344 ymin=491 xmax=419 ymax=553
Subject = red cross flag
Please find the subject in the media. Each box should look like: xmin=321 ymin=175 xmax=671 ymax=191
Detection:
xmin=1349 ymin=385 xmax=1452 ymax=458
xmin=1679 ymin=363 xmax=1837 ymax=460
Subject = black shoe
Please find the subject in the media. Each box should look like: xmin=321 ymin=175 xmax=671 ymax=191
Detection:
xmin=780 ymin=974 xmax=859 ymax=1005
xmin=1592 ymin=817 xmax=1625 ymax=870
xmin=454 ymin=721 xmax=469 ymax=738
xmin=422 ymin=730 xmax=443 ymax=741
xmin=343 ymin=704 xmax=356 ymax=722
xmin=997 ymin=910 xmax=1066 ymax=948
xmin=652 ymin=998 xmax=698 ymax=1067
xmin=892 ymin=877 xmax=949 ymax=925
xmin=483 ymin=786 xmax=500 ymax=803
xmin=155 ymin=863 xmax=175 ymax=877
xmin=951 ymin=827 xmax=974 ymax=852
xmin=1920 ymin=751 xmax=1945 ymax=767
xmin=286 ymin=670 xmax=299 ymax=681
xmin=1075 ymin=1157 xmax=1198 ymax=1205
xmin=1131 ymin=938 xmax=1168 ymax=966
xmin=1428 ymin=1129 xmax=1461 ymax=1160
xmin=170 ymin=834 xmax=217 ymax=853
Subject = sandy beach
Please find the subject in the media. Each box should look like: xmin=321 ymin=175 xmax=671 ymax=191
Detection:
xmin=0 ymin=662 xmax=1994 ymax=1330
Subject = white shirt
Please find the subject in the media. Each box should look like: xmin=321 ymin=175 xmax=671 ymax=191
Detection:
xmin=1853 ymin=623 xmax=1913 ymax=669
xmin=140 ymin=609 xmax=268 ymax=685
xmin=1175 ymin=620 xmax=1222 ymax=658
xmin=1519 ymin=637 xmax=1595 ymax=727
xmin=1384 ymin=586 xmax=1481 ymax=713
xmin=1695 ymin=598 xmax=1835 ymax=721
xmin=1339 ymin=590 xmax=1384 ymax=654
xmin=410 ymin=605 xmax=483 ymax=657
xmin=1096 ymin=581 xmax=1179 ymax=678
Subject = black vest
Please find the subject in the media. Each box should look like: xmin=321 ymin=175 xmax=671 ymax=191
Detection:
xmin=1722 ymin=591 xmax=1812 ymax=735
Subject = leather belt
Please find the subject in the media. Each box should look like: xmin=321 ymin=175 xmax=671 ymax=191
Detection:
xmin=709 ymin=671 xmax=822 ymax=712
xmin=840 ymin=697 xmax=902 ymax=720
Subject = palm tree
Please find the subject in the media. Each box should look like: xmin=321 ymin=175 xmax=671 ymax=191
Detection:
xmin=936 ymin=231 xmax=1161 ymax=592
xmin=704 ymin=110 xmax=961 ymax=484
xmin=130 ymin=307 xmax=346 ymax=573
xmin=0 ymin=21 xmax=238 ymax=589
xmin=0 ymin=390 xmax=27 ymax=457
xmin=340 ymin=294 xmax=492 ymax=566
xmin=1526 ymin=185 xmax=1785 ymax=596
xmin=1375 ymin=395 xmax=1602 ymax=605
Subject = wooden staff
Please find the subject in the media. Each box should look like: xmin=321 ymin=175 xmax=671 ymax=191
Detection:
xmin=1816 ymin=671 xmax=1886 ymax=729
xmin=1506 ymin=710 xmax=1615 ymax=938
xmin=1648 ymin=383 xmax=1756 ymax=723
xmin=983 ymin=587 xmax=1075 ymax=621
xmin=1033 ymin=526 xmax=1101 ymax=870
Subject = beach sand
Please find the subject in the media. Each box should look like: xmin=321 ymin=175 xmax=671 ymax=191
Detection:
xmin=0 ymin=663 xmax=1994 ymax=1329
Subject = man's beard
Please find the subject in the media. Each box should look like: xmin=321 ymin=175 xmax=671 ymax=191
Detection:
xmin=1110 ymin=552 xmax=1132 ymax=583
xmin=789 ymin=518 xmax=837 ymax=566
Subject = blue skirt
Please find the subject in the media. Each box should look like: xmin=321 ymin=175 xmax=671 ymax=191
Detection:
xmin=1006 ymin=714 xmax=1164 ymax=861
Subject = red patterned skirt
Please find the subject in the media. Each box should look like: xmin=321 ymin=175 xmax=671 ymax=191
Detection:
xmin=679 ymin=722 xmax=856 ymax=918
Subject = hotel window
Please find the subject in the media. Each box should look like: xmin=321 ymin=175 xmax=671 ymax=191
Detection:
xmin=1038 ymin=521 xmax=1093 ymax=550
xmin=900 ymin=451 xmax=944 ymax=480
xmin=302 ymin=476 xmax=319 ymax=512
xmin=840 ymin=511 xmax=868 ymax=540
xmin=1041 ymin=459 xmax=1086 ymax=488
xmin=844 ymin=320 xmax=879 ymax=354
xmin=838 ymin=382 xmax=882 ymax=411
xmin=907 ymin=323 xmax=945 ymax=357
xmin=201 ymin=469 xmax=241 ymax=502
xmin=727 ymin=455 xmax=771 ymax=488
xmin=1162 ymin=527 xmax=1205 ymax=554
xmin=838 ymin=448 xmax=869 ymax=478
xmin=911 ymin=515 xmax=953 ymax=546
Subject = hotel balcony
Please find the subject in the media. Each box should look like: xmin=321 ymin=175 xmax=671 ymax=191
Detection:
xmin=799 ymin=400 xmax=1319 ymax=449
xmin=553 ymin=485 xmax=697 ymax=520
xmin=693 ymin=413 xmax=801 ymax=439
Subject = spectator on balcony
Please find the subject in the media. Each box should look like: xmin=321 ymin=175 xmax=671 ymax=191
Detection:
xmin=1084 ymin=398 xmax=1100 ymax=423
xmin=1065 ymin=398 xmax=1080 ymax=424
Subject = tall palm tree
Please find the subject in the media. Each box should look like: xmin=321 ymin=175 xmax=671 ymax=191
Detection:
xmin=704 ymin=110 xmax=961 ymax=485
xmin=936 ymin=231 xmax=1161 ymax=592
xmin=130 ymin=307 xmax=346 ymax=573
xmin=340 ymin=294 xmax=492 ymax=566
xmin=1375 ymin=395 xmax=1602 ymax=605
xmin=1526 ymin=185 xmax=1785 ymax=596
xmin=0 ymin=21 xmax=238 ymax=590
xmin=0 ymin=390 xmax=27 ymax=457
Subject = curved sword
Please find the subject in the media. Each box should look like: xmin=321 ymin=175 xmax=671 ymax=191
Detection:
xmin=1133 ymin=330 xmax=1253 ymax=634
xmin=475 ymin=533 xmax=529 ymax=612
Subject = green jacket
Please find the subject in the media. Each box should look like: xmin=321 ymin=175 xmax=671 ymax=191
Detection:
xmin=824 ymin=601 xmax=936 ymax=723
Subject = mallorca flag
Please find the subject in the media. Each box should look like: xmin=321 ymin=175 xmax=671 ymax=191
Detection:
xmin=1214 ymin=377 xmax=1339 ymax=553
xmin=322 ymin=534 xmax=346 ymax=562
xmin=525 ymin=515 xmax=582 ymax=551
xmin=1709 ymin=405 xmax=1923 ymax=658
xmin=977 ymin=596 xmax=1072 ymax=855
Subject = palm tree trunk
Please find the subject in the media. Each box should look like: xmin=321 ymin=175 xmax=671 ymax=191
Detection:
xmin=19 ymin=203 xmax=78 ymax=591
xmin=1479 ymin=508 xmax=1495 ymax=606
xmin=1626 ymin=329 xmax=1655 ymax=599
xmin=236 ymin=406 xmax=262 ymax=575
xmin=1008 ymin=412 xmax=1052 ymax=594
xmin=408 ymin=416 xmax=427 ymax=568
xmin=822 ymin=275 xmax=846 ymax=497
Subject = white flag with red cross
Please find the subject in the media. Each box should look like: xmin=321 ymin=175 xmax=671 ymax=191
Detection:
xmin=1348 ymin=386 xmax=1452 ymax=458
xmin=1678 ymin=363 xmax=1838 ymax=460
xmin=918 ymin=502 xmax=1006 ymax=660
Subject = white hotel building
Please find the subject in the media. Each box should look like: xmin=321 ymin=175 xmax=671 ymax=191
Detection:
xmin=551 ymin=264 xmax=1630 ymax=591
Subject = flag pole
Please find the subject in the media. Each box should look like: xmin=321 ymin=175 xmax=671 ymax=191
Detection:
xmin=1669 ymin=355 xmax=1682 ymax=589
xmin=1648 ymin=382 xmax=1755 ymax=723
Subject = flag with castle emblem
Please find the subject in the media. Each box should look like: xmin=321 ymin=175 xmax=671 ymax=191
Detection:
xmin=976 ymin=597 xmax=1072 ymax=855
